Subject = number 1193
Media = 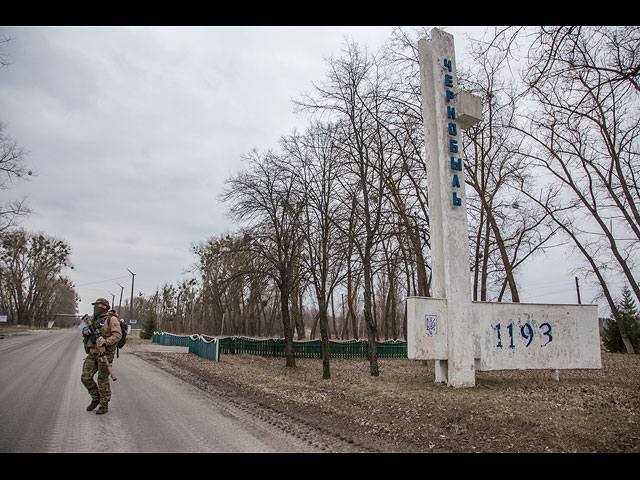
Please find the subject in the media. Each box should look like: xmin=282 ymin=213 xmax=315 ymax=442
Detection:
xmin=494 ymin=322 xmax=553 ymax=349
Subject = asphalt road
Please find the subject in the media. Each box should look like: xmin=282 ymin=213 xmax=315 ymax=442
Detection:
xmin=0 ymin=327 xmax=314 ymax=453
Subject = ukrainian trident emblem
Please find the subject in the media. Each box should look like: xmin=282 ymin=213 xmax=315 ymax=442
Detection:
xmin=425 ymin=315 xmax=438 ymax=336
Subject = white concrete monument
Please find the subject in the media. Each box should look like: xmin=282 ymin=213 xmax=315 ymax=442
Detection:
xmin=407 ymin=28 xmax=602 ymax=388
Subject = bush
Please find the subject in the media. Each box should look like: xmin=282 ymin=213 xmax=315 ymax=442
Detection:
xmin=139 ymin=310 xmax=157 ymax=340
xmin=602 ymin=286 xmax=640 ymax=353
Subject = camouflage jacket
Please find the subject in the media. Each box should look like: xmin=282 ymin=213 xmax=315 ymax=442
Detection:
xmin=85 ymin=313 xmax=122 ymax=354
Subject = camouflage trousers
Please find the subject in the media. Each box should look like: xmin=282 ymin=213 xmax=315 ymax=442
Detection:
xmin=81 ymin=351 xmax=115 ymax=407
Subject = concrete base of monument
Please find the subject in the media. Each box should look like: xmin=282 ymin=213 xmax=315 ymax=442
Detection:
xmin=434 ymin=359 xmax=477 ymax=388
xmin=407 ymin=296 xmax=602 ymax=387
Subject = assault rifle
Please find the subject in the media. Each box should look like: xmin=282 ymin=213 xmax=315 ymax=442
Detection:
xmin=82 ymin=320 xmax=117 ymax=381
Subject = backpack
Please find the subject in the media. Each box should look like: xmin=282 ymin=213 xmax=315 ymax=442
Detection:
xmin=116 ymin=319 xmax=129 ymax=358
xmin=117 ymin=319 xmax=128 ymax=350
xmin=107 ymin=311 xmax=127 ymax=357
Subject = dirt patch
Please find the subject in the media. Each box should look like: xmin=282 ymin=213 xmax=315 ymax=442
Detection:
xmin=129 ymin=336 xmax=639 ymax=453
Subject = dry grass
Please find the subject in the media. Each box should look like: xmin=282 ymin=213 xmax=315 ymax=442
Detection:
xmin=131 ymin=333 xmax=640 ymax=453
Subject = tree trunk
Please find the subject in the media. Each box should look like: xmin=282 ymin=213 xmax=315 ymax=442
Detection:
xmin=279 ymin=280 xmax=296 ymax=367
xmin=362 ymin=251 xmax=379 ymax=376
xmin=317 ymin=299 xmax=331 ymax=379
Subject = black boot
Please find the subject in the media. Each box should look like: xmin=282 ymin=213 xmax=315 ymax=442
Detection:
xmin=86 ymin=400 xmax=100 ymax=411
xmin=96 ymin=405 xmax=108 ymax=415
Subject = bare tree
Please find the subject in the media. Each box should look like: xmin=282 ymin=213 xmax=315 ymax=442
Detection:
xmin=512 ymin=26 xmax=640 ymax=352
xmin=192 ymin=234 xmax=243 ymax=335
xmin=0 ymin=123 xmax=32 ymax=236
xmin=281 ymin=122 xmax=346 ymax=378
xmin=296 ymin=41 xmax=391 ymax=376
xmin=0 ymin=32 xmax=13 ymax=67
xmin=34 ymin=276 xmax=78 ymax=326
xmin=0 ymin=230 xmax=73 ymax=326
xmin=1 ymin=36 xmax=32 ymax=236
xmin=222 ymin=149 xmax=305 ymax=367
xmin=457 ymin=33 xmax=561 ymax=302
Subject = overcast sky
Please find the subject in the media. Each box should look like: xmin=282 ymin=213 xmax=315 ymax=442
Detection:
xmin=0 ymin=25 xmax=610 ymax=317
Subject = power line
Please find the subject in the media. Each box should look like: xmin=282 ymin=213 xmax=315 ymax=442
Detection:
xmin=75 ymin=275 xmax=129 ymax=287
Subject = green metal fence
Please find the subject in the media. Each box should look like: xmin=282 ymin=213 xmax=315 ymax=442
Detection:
xmin=188 ymin=334 xmax=219 ymax=362
xmin=152 ymin=332 xmax=220 ymax=361
xmin=152 ymin=332 xmax=407 ymax=360
xmin=152 ymin=332 xmax=190 ymax=347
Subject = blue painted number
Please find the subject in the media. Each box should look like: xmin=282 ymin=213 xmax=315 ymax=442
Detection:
xmin=494 ymin=322 xmax=553 ymax=349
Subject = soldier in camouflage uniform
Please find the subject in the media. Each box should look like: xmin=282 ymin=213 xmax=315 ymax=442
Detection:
xmin=81 ymin=298 xmax=122 ymax=415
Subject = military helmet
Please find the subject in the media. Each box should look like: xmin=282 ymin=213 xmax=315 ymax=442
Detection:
xmin=92 ymin=298 xmax=111 ymax=309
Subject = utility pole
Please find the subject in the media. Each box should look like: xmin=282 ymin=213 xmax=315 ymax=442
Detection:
xmin=116 ymin=282 xmax=124 ymax=315
xmin=575 ymin=276 xmax=582 ymax=304
xmin=127 ymin=268 xmax=136 ymax=325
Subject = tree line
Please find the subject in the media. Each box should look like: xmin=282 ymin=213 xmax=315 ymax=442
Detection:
xmin=0 ymin=229 xmax=77 ymax=327
xmin=131 ymin=27 xmax=639 ymax=379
